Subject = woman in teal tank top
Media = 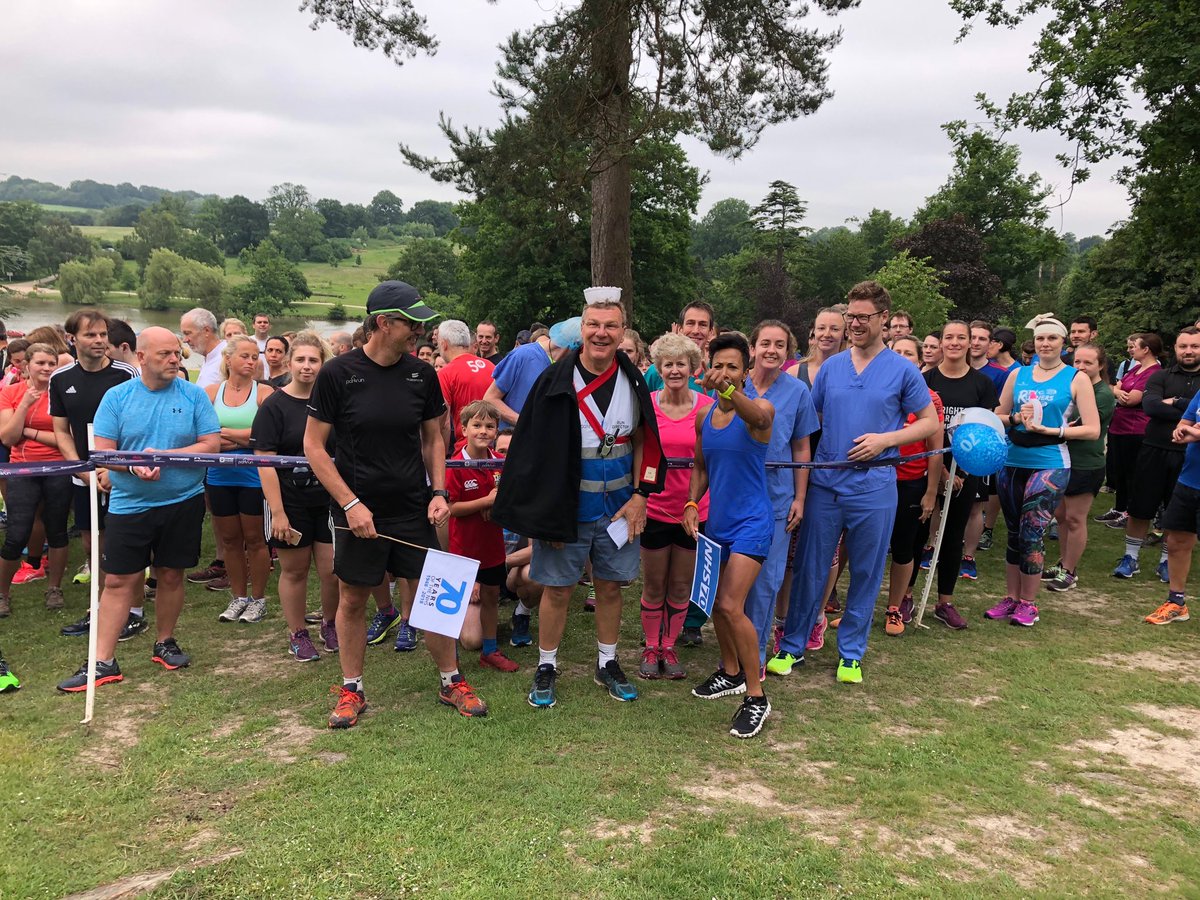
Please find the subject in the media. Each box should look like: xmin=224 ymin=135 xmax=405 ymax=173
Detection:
xmin=203 ymin=335 xmax=276 ymax=624
xmin=991 ymin=315 xmax=1100 ymax=628
xmin=682 ymin=334 xmax=776 ymax=739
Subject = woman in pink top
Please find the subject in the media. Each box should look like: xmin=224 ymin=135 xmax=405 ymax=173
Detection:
xmin=639 ymin=332 xmax=713 ymax=680
xmin=1101 ymin=332 xmax=1162 ymax=526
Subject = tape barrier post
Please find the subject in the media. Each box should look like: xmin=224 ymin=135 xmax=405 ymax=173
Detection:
xmin=82 ymin=425 xmax=100 ymax=726
xmin=913 ymin=457 xmax=958 ymax=630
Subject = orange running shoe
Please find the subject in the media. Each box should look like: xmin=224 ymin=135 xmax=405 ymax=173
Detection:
xmin=1144 ymin=601 xmax=1190 ymax=626
xmin=479 ymin=650 xmax=520 ymax=673
xmin=885 ymin=605 xmax=905 ymax=636
xmin=439 ymin=677 xmax=488 ymax=717
xmin=328 ymin=685 xmax=367 ymax=729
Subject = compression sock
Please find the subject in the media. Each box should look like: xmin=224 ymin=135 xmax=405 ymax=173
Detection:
xmin=539 ymin=646 xmax=558 ymax=668
xmin=482 ymin=638 xmax=498 ymax=656
xmin=640 ymin=598 xmax=664 ymax=649
xmin=343 ymin=676 xmax=363 ymax=694
xmin=1124 ymin=537 xmax=1143 ymax=561
xmin=662 ymin=600 xmax=689 ymax=649
xmin=597 ymin=641 xmax=617 ymax=668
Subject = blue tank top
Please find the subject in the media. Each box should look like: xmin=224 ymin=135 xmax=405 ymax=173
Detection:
xmin=701 ymin=403 xmax=773 ymax=552
xmin=206 ymin=380 xmax=262 ymax=487
xmin=1007 ymin=364 xmax=1076 ymax=470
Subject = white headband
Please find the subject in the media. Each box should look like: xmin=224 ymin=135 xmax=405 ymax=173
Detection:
xmin=1025 ymin=314 xmax=1067 ymax=339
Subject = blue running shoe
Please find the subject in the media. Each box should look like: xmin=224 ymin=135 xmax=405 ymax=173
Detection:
xmin=1112 ymin=555 xmax=1139 ymax=579
xmin=959 ymin=556 xmax=978 ymax=580
xmin=366 ymin=607 xmax=402 ymax=645
xmin=919 ymin=546 xmax=933 ymax=570
xmin=595 ymin=659 xmax=638 ymax=702
xmin=510 ymin=611 xmax=532 ymax=647
xmin=393 ymin=619 xmax=418 ymax=652
xmin=1157 ymin=560 xmax=1169 ymax=583
xmin=528 ymin=663 xmax=557 ymax=708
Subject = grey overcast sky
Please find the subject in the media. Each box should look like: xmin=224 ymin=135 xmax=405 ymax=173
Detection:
xmin=1 ymin=0 xmax=1129 ymax=237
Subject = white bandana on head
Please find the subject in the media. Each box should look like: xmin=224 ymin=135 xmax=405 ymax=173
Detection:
xmin=1025 ymin=313 xmax=1068 ymax=339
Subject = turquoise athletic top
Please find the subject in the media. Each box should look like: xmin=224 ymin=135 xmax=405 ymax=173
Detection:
xmin=1007 ymin=364 xmax=1076 ymax=470
xmin=207 ymin=380 xmax=261 ymax=487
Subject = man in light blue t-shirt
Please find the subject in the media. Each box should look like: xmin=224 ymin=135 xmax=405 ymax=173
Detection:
xmin=57 ymin=326 xmax=220 ymax=694
xmin=484 ymin=319 xmax=578 ymax=429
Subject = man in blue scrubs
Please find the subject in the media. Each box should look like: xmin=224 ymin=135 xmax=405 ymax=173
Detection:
xmin=767 ymin=281 xmax=939 ymax=684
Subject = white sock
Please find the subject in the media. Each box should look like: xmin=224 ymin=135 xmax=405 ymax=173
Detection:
xmin=439 ymin=669 xmax=459 ymax=688
xmin=343 ymin=676 xmax=362 ymax=693
xmin=597 ymin=640 xmax=617 ymax=668
xmin=130 ymin=607 xmax=144 ymax=617
xmin=1161 ymin=547 xmax=1169 ymax=564
xmin=538 ymin=646 xmax=558 ymax=668
xmin=1124 ymin=537 xmax=1143 ymax=560
xmin=515 ymin=600 xmax=532 ymax=616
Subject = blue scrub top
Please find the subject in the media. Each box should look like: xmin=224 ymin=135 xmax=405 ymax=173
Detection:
xmin=809 ymin=348 xmax=932 ymax=495
xmin=491 ymin=341 xmax=551 ymax=420
xmin=743 ymin=371 xmax=819 ymax=519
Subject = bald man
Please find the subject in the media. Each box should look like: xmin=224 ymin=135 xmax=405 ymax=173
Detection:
xmin=329 ymin=332 xmax=353 ymax=356
xmin=57 ymin=327 xmax=221 ymax=692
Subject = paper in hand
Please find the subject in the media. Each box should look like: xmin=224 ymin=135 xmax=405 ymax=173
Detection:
xmin=606 ymin=516 xmax=630 ymax=549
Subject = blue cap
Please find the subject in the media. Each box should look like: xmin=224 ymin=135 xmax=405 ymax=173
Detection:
xmin=548 ymin=316 xmax=582 ymax=350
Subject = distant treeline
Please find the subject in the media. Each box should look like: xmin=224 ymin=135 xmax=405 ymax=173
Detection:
xmin=0 ymin=175 xmax=212 ymax=212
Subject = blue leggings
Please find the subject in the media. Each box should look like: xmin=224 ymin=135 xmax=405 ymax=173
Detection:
xmin=744 ymin=517 xmax=789 ymax=666
xmin=779 ymin=483 xmax=896 ymax=663
xmin=997 ymin=466 xmax=1069 ymax=575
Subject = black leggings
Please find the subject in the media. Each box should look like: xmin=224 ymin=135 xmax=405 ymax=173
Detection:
xmin=1 ymin=474 xmax=73 ymax=561
xmin=890 ymin=478 xmax=928 ymax=566
xmin=899 ymin=473 xmax=979 ymax=597
xmin=1105 ymin=432 xmax=1142 ymax=514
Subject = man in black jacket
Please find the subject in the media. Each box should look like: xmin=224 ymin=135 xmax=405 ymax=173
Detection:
xmin=493 ymin=289 xmax=666 ymax=709
xmin=1113 ymin=327 xmax=1200 ymax=580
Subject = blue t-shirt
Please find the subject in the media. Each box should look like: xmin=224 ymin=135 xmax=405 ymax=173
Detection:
xmin=491 ymin=341 xmax=551 ymax=423
xmin=1006 ymin=365 xmax=1076 ymax=470
xmin=1177 ymin=393 xmax=1200 ymax=490
xmin=743 ymin=372 xmax=819 ymax=519
xmin=810 ymin=349 xmax=932 ymax=494
xmin=94 ymin=377 xmax=221 ymax=514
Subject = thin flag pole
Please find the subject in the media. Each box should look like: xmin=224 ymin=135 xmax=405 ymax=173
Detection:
xmin=914 ymin=457 xmax=958 ymax=630
xmin=81 ymin=425 xmax=101 ymax=726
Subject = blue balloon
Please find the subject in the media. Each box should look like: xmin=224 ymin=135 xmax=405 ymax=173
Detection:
xmin=952 ymin=422 xmax=1008 ymax=476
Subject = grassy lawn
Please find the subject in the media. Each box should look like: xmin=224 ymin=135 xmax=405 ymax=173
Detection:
xmin=80 ymin=224 xmax=136 ymax=244
xmin=1 ymin=494 xmax=1198 ymax=897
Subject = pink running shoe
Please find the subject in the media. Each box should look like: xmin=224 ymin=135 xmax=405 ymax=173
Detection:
xmin=12 ymin=562 xmax=46 ymax=585
xmin=806 ymin=613 xmax=827 ymax=652
xmin=1010 ymin=600 xmax=1039 ymax=627
xmin=984 ymin=597 xmax=1020 ymax=620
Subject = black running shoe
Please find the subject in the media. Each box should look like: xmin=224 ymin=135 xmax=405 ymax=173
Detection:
xmin=57 ymin=659 xmax=122 ymax=692
xmin=60 ymin=612 xmax=91 ymax=637
xmin=730 ymin=694 xmax=771 ymax=739
xmin=679 ymin=626 xmax=704 ymax=647
xmin=691 ymin=669 xmax=747 ymax=700
xmin=152 ymin=638 xmax=190 ymax=670
xmin=119 ymin=612 xmax=148 ymax=642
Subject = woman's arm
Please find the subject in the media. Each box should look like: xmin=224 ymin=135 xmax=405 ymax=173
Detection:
xmin=682 ymin=416 xmax=708 ymax=538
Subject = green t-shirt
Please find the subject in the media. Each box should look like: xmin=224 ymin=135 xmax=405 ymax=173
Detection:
xmin=1068 ymin=379 xmax=1114 ymax=471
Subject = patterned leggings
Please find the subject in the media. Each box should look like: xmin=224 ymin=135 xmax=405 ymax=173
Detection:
xmin=998 ymin=466 xmax=1070 ymax=575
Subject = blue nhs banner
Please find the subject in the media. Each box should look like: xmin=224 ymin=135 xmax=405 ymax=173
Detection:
xmin=689 ymin=532 xmax=721 ymax=617
xmin=409 ymin=549 xmax=481 ymax=639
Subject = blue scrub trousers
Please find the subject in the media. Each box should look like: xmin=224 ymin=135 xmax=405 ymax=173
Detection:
xmin=779 ymin=483 xmax=896 ymax=663
xmin=744 ymin=517 xmax=789 ymax=666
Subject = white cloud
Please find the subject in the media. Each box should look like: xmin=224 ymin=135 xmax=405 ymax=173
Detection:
xmin=0 ymin=0 xmax=1129 ymax=235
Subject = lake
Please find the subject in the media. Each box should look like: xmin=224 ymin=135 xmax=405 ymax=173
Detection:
xmin=0 ymin=293 xmax=353 ymax=374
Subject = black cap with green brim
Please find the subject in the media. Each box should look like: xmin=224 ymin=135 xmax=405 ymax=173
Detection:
xmin=366 ymin=281 xmax=439 ymax=323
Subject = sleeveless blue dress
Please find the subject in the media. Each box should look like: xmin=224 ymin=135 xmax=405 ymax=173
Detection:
xmin=702 ymin=403 xmax=773 ymax=560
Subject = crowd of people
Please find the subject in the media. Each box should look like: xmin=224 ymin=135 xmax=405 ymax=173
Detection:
xmin=0 ymin=284 xmax=1196 ymax=740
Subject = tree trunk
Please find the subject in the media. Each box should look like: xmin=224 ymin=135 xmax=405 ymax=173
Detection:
xmin=587 ymin=0 xmax=635 ymax=321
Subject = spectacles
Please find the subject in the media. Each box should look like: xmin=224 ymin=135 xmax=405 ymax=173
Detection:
xmin=843 ymin=311 xmax=886 ymax=325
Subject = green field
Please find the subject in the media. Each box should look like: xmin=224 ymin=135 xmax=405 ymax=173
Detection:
xmin=80 ymin=224 xmax=135 ymax=244
xmin=223 ymin=242 xmax=400 ymax=310
xmin=37 ymin=203 xmax=99 ymax=214
xmin=1 ymin=494 xmax=1198 ymax=897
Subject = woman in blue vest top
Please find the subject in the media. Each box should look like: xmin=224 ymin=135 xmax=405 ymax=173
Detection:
xmin=989 ymin=314 xmax=1100 ymax=628
xmin=683 ymin=333 xmax=775 ymax=739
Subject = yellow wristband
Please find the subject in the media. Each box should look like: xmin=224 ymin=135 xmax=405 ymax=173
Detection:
xmin=719 ymin=382 xmax=736 ymax=400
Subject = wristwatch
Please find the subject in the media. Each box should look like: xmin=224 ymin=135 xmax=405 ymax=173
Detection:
xmin=431 ymin=489 xmax=450 ymax=500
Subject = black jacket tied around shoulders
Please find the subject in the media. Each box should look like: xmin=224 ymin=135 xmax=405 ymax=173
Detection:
xmin=492 ymin=348 xmax=666 ymax=543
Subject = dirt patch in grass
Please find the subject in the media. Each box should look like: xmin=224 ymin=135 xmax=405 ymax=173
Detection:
xmin=1061 ymin=587 xmax=1115 ymax=621
xmin=262 ymin=715 xmax=320 ymax=764
xmin=1070 ymin=704 xmax=1200 ymax=791
xmin=211 ymin=634 xmax=294 ymax=679
xmin=62 ymin=848 xmax=243 ymax=900
xmin=77 ymin=688 xmax=165 ymax=772
xmin=955 ymin=694 xmax=1001 ymax=707
xmin=589 ymin=817 xmax=661 ymax=845
xmin=1087 ymin=650 xmax=1200 ymax=685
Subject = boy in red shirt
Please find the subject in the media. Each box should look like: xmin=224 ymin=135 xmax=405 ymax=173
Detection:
xmin=447 ymin=400 xmax=519 ymax=672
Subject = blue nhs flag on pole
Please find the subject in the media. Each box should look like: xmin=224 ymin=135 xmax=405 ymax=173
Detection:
xmin=689 ymin=533 xmax=721 ymax=616
xmin=409 ymin=549 xmax=481 ymax=640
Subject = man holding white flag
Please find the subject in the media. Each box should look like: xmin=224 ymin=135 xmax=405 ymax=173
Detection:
xmin=305 ymin=281 xmax=489 ymax=727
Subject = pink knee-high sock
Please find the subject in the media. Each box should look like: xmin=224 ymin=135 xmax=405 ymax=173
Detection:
xmin=661 ymin=599 xmax=689 ymax=649
xmin=640 ymin=598 xmax=664 ymax=649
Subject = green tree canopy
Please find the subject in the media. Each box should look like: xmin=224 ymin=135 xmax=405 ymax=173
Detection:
xmin=28 ymin=217 xmax=92 ymax=276
xmin=57 ymin=257 xmax=116 ymax=305
xmin=384 ymin=237 xmax=462 ymax=297
xmin=691 ymin=198 xmax=752 ymax=265
xmin=871 ymin=251 xmax=953 ymax=339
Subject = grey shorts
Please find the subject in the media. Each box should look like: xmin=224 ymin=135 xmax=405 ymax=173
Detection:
xmin=529 ymin=515 xmax=640 ymax=587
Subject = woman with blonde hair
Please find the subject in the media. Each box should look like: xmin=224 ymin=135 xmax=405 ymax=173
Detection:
xmin=205 ymin=335 xmax=275 ymax=624
xmin=252 ymin=332 xmax=339 ymax=659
